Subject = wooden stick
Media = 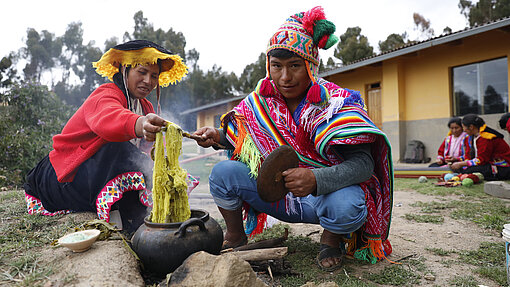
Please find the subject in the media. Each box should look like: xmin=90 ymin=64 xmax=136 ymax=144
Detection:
xmin=232 ymin=247 xmax=288 ymax=262
xmin=234 ymin=228 xmax=289 ymax=251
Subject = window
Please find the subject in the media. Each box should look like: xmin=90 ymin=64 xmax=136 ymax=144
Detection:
xmin=452 ymin=57 xmax=508 ymax=116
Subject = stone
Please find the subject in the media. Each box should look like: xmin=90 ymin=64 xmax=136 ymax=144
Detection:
xmin=424 ymin=274 xmax=436 ymax=281
xmin=42 ymin=240 xmax=144 ymax=287
xmin=484 ymin=181 xmax=510 ymax=199
xmin=168 ymin=251 xmax=267 ymax=287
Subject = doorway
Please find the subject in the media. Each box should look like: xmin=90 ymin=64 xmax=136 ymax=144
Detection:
xmin=367 ymin=83 xmax=382 ymax=128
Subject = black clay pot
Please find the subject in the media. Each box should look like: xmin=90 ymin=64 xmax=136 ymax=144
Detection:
xmin=131 ymin=209 xmax=223 ymax=276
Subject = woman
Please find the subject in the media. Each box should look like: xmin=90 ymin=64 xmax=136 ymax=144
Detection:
xmin=23 ymin=40 xmax=188 ymax=234
xmin=451 ymin=114 xmax=510 ymax=180
xmin=429 ymin=117 xmax=468 ymax=167
xmin=498 ymin=113 xmax=510 ymax=133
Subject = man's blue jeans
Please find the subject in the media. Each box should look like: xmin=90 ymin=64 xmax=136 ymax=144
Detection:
xmin=209 ymin=160 xmax=367 ymax=234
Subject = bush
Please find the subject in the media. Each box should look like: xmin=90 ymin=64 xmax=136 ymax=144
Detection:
xmin=0 ymin=82 xmax=72 ymax=187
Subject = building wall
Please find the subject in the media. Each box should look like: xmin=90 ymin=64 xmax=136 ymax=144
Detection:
xmin=325 ymin=29 xmax=510 ymax=162
xmin=195 ymin=99 xmax=243 ymax=130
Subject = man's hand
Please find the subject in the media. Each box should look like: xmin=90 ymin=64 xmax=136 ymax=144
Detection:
xmin=194 ymin=127 xmax=221 ymax=148
xmin=136 ymin=113 xmax=166 ymax=142
xmin=281 ymin=168 xmax=317 ymax=197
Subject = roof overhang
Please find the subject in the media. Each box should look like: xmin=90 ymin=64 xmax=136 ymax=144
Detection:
xmin=320 ymin=18 xmax=510 ymax=77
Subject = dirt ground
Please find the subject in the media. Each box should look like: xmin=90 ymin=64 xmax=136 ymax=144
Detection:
xmin=375 ymin=189 xmax=503 ymax=286
xmin=28 ymin=183 xmax=505 ymax=287
xmin=41 ymin=187 xmax=504 ymax=286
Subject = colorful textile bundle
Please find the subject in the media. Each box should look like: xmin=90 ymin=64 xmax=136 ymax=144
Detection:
xmin=150 ymin=122 xmax=191 ymax=223
xmin=222 ymin=80 xmax=393 ymax=264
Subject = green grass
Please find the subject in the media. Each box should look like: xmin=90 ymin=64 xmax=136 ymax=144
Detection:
xmin=457 ymin=242 xmax=506 ymax=286
xmin=450 ymin=198 xmax=510 ymax=231
xmin=448 ymin=275 xmax=479 ymax=287
xmin=409 ymin=201 xmax=456 ymax=213
xmin=364 ymin=264 xmax=421 ymax=286
xmin=251 ymin=223 xmax=290 ymax=242
xmin=0 ymin=190 xmax=76 ymax=286
xmin=425 ymin=247 xmax=455 ymax=256
xmin=395 ymin=178 xmax=486 ymax=197
xmin=363 ymin=256 xmax=429 ymax=286
xmin=403 ymin=213 xmax=444 ymax=224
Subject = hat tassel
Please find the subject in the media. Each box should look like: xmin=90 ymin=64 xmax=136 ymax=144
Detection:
xmin=256 ymin=77 xmax=276 ymax=97
xmin=306 ymin=83 xmax=329 ymax=105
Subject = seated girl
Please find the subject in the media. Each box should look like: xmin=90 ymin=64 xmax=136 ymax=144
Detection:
xmin=451 ymin=114 xmax=510 ymax=180
xmin=429 ymin=117 xmax=468 ymax=167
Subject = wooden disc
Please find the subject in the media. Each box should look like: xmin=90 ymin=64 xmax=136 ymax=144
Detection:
xmin=257 ymin=145 xmax=299 ymax=202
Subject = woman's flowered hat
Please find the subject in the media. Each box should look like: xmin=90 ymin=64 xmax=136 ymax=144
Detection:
xmin=93 ymin=40 xmax=188 ymax=87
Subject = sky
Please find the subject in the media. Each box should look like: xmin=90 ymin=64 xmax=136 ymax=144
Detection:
xmin=1 ymin=0 xmax=469 ymax=76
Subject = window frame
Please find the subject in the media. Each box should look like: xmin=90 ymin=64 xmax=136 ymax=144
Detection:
xmin=451 ymin=56 xmax=508 ymax=116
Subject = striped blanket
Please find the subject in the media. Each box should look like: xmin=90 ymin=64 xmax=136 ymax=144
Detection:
xmin=222 ymin=79 xmax=393 ymax=263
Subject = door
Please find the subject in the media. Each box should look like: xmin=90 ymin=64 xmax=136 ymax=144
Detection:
xmin=367 ymin=86 xmax=382 ymax=128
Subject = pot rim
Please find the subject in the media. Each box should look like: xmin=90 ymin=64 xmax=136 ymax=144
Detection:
xmin=144 ymin=208 xmax=210 ymax=228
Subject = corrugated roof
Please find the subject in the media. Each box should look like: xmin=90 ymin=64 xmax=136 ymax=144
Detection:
xmin=320 ymin=17 xmax=510 ymax=77
xmin=179 ymin=96 xmax=245 ymax=115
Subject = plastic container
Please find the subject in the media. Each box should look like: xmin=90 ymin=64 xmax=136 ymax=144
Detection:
xmin=502 ymin=224 xmax=510 ymax=285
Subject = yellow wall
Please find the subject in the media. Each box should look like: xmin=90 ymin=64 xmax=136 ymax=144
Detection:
xmin=325 ymin=29 xmax=510 ymax=123
xmin=195 ymin=100 xmax=242 ymax=130
xmin=326 ymin=65 xmax=382 ymax=104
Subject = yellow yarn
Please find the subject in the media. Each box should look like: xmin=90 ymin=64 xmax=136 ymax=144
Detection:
xmin=150 ymin=122 xmax=191 ymax=223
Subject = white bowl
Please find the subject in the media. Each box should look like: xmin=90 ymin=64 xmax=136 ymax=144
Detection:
xmin=58 ymin=229 xmax=101 ymax=252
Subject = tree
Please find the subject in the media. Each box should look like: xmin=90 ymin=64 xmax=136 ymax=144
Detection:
xmin=104 ymin=37 xmax=119 ymax=51
xmin=413 ymin=13 xmax=435 ymax=40
xmin=21 ymin=28 xmax=62 ymax=82
xmin=334 ymin=27 xmax=374 ymax=65
xmin=52 ymin=22 xmax=105 ymax=106
xmin=236 ymin=53 xmax=266 ymax=93
xmin=443 ymin=27 xmax=453 ymax=34
xmin=459 ymin=0 xmax=510 ymax=26
xmin=127 ymin=11 xmax=186 ymax=59
xmin=59 ymin=22 xmax=84 ymax=86
xmin=379 ymin=33 xmax=407 ymax=53
xmin=0 ymin=53 xmax=19 ymax=88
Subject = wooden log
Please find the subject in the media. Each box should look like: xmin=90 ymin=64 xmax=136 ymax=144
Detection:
xmin=232 ymin=247 xmax=288 ymax=261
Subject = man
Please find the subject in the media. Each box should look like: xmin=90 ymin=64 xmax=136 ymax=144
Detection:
xmin=195 ymin=6 xmax=393 ymax=271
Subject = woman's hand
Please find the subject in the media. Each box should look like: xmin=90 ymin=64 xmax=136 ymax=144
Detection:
xmin=136 ymin=113 xmax=166 ymax=142
xmin=450 ymin=161 xmax=466 ymax=170
xmin=193 ymin=127 xmax=221 ymax=148
xmin=282 ymin=168 xmax=317 ymax=197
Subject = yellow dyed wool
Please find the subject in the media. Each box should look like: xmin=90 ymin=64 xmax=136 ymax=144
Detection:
xmin=150 ymin=122 xmax=191 ymax=223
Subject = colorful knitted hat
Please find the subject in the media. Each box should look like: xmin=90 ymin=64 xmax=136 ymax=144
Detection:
xmin=93 ymin=40 xmax=188 ymax=87
xmin=256 ymin=6 xmax=339 ymax=106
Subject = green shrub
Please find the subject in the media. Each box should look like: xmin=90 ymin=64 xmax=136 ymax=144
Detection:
xmin=0 ymin=83 xmax=72 ymax=187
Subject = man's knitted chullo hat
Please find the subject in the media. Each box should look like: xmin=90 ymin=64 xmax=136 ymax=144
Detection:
xmin=256 ymin=6 xmax=339 ymax=106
